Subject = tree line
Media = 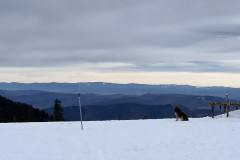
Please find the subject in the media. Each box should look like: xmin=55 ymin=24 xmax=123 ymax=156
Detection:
xmin=0 ymin=95 xmax=64 ymax=123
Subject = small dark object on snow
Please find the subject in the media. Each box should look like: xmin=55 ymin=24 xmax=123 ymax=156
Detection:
xmin=174 ymin=106 xmax=188 ymax=121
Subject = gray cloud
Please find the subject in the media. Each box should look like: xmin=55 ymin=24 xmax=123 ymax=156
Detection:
xmin=0 ymin=0 xmax=240 ymax=73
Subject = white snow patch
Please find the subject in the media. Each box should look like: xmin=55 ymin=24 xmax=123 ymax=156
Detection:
xmin=215 ymin=109 xmax=240 ymax=118
xmin=1 ymin=113 xmax=240 ymax=160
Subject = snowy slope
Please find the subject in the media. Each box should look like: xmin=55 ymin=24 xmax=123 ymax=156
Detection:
xmin=215 ymin=110 xmax=240 ymax=118
xmin=1 ymin=111 xmax=240 ymax=160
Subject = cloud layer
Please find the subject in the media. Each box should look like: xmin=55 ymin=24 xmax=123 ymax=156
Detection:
xmin=1 ymin=0 xmax=240 ymax=74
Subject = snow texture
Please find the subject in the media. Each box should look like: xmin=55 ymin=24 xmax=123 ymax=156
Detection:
xmin=1 ymin=111 xmax=240 ymax=160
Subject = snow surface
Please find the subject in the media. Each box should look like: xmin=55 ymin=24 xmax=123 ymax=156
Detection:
xmin=1 ymin=111 xmax=240 ymax=160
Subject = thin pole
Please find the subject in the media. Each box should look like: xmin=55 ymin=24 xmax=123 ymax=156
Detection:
xmin=78 ymin=93 xmax=83 ymax=130
xmin=226 ymin=94 xmax=229 ymax=117
xmin=211 ymin=105 xmax=214 ymax=118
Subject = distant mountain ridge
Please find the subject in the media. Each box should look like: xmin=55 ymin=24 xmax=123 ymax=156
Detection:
xmin=0 ymin=88 xmax=230 ymax=121
xmin=0 ymin=90 xmax=229 ymax=109
xmin=0 ymin=82 xmax=238 ymax=121
xmin=0 ymin=82 xmax=240 ymax=99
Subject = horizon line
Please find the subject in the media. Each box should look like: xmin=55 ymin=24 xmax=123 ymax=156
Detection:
xmin=0 ymin=81 xmax=237 ymax=89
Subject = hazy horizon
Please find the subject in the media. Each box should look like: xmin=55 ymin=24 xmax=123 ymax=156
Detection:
xmin=1 ymin=78 xmax=240 ymax=88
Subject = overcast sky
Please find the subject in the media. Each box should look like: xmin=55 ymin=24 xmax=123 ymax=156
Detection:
xmin=1 ymin=0 xmax=240 ymax=87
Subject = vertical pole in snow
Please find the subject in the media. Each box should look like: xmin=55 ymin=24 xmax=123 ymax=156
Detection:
xmin=211 ymin=105 xmax=214 ymax=118
xmin=226 ymin=106 xmax=229 ymax=117
xmin=226 ymin=94 xmax=229 ymax=117
xmin=78 ymin=93 xmax=83 ymax=130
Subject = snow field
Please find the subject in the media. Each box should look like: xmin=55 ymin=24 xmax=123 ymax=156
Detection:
xmin=1 ymin=112 xmax=240 ymax=160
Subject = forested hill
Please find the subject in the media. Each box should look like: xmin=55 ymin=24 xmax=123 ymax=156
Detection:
xmin=0 ymin=95 xmax=50 ymax=122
